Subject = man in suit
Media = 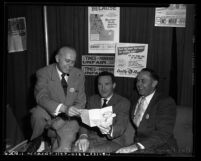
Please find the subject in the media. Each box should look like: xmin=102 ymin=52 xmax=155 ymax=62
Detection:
xmin=116 ymin=68 xmax=178 ymax=154
xmin=73 ymin=71 xmax=131 ymax=153
xmin=30 ymin=46 xmax=86 ymax=152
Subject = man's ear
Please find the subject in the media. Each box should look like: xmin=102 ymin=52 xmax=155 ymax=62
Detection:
xmin=55 ymin=55 xmax=59 ymax=63
xmin=113 ymin=82 xmax=116 ymax=89
xmin=152 ymin=80 xmax=158 ymax=88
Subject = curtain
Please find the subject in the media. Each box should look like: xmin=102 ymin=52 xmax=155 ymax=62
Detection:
xmin=46 ymin=5 xmax=194 ymax=106
xmin=6 ymin=5 xmax=46 ymax=139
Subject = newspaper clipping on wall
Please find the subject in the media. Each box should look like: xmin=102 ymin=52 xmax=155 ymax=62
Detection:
xmin=155 ymin=4 xmax=186 ymax=27
xmin=114 ymin=43 xmax=148 ymax=78
xmin=8 ymin=17 xmax=27 ymax=53
xmin=88 ymin=6 xmax=120 ymax=53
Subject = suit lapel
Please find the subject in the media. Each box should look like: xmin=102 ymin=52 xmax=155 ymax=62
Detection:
xmin=140 ymin=92 xmax=160 ymax=125
xmin=50 ymin=64 xmax=66 ymax=100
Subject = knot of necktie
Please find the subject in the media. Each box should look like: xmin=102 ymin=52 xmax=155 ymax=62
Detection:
xmin=102 ymin=98 xmax=108 ymax=108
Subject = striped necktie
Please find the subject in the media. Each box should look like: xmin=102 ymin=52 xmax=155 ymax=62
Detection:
xmin=61 ymin=73 xmax=68 ymax=95
xmin=133 ymin=97 xmax=146 ymax=127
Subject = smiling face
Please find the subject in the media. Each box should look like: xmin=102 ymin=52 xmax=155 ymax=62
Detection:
xmin=136 ymin=71 xmax=158 ymax=96
xmin=98 ymin=75 xmax=116 ymax=98
xmin=55 ymin=47 xmax=76 ymax=74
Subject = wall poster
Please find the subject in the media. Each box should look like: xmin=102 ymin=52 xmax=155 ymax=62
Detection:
xmin=8 ymin=17 xmax=27 ymax=53
xmin=155 ymin=4 xmax=186 ymax=27
xmin=88 ymin=6 xmax=120 ymax=53
xmin=114 ymin=43 xmax=148 ymax=78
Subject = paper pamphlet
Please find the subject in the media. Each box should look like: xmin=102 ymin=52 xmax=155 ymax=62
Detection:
xmin=80 ymin=106 xmax=116 ymax=127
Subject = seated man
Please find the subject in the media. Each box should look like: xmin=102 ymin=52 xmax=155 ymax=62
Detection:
xmin=30 ymin=46 xmax=86 ymax=152
xmin=73 ymin=71 xmax=131 ymax=153
xmin=116 ymin=68 xmax=178 ymax=154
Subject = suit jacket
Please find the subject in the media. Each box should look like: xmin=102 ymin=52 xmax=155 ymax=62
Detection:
xmin=34 ymin=63 xmax=86 ymax=115
xmin=131 ymin=91 xmax=177 ymax=152
xmin=80 ymin=93 xmax=131 ymax=146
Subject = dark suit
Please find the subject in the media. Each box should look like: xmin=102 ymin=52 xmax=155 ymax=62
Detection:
xmin=131 ymin=91 xmax=178 ymax=154
xmin=77 ymin=93 xmax=131 ymax=153
xmin=30 ymin=63 xmax=86 ymax=152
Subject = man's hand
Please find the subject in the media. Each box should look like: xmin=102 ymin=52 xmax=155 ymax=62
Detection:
xmin=97 ymin=125 xmax=111 ymax=134
xmin=74 ymin=136 xmax=89 ymax=152
xmin=67 ymin=106 xmax=81 ymax=117
xmin=115 ymin=144 xmax=138 ymax=153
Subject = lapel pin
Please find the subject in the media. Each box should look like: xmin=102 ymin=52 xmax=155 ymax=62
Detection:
xmin=145 ymin=114 xmax=149 ymax=119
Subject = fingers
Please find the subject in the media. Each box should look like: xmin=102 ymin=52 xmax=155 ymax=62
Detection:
xmin=68 ymin=106 xmax=81 ymax=116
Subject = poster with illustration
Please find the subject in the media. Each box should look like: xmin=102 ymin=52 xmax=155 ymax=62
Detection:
xmin=88 ymin=6 xmax=120 ymax=53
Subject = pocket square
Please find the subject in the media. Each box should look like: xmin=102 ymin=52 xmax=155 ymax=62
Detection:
xmin=69 ymin=88 xmax=75 ymax=93
xmin=145 ymin=114 xmax=149 ymax=119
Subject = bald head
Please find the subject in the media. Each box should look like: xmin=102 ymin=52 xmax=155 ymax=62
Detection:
xmin=55 ymin=46 xmax=77 ymax=74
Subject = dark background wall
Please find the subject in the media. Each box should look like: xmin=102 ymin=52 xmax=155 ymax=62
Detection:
xmin=5 ymin=4 xmax=195 ymax=141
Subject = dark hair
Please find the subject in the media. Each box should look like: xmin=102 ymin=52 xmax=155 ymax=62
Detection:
xmin=140 ymin=68 xmax=159 ymax=82
xmin=97 ymin=71 xmax=116 ymax=83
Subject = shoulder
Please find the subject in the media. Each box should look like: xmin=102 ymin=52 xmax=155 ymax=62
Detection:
xmin=153 ymin=92 xmax=176 ymax=108
xmin=71 ymin=67 xmax=85 ymax=77
xmin=36 ymin=64 xmax=55 ymax=75
xmin=113 ymin=94 xmax=130 ymax=105
xmin=89 ymin=94 xmax=100 ymax=101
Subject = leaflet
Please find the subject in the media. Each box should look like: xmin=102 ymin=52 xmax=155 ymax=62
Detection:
xmin=80 ymin=106 xmax=115 ymax=127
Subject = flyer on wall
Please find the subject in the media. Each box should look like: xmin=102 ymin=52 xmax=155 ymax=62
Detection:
xmin=8 ymin=17 xmax=27 ymax=53
xmin=155 ymin=4 xmax=186 ymax=27
xmin=88 ymin=6 xmax=120 ymax=53
xmin=114 ymin=43 xmax=148 ymax=78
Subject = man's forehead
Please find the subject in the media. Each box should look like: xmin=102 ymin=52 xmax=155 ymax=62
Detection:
xmin=60 ymin=50 xmax=76 ymax=59
xmin=137 ymin=71 xmax=151 ymax=79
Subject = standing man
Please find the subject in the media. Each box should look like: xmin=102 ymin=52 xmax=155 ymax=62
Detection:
xmin=116 ymin=68 xmax=178 ymax=154
xmin=30 ymin=46 xmax=86 ymax=152
xmin=73 ymin=71 xmax=131 ymax=153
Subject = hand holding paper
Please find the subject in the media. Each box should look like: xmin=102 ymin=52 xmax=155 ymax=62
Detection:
xmin=79 ymin=106 xmax=116 ymax=128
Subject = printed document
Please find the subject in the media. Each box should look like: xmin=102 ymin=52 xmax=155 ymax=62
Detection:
xmin=80 ymin=106 xmax=116 ymax=127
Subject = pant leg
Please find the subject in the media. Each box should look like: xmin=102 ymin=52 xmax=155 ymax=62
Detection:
xmin=30 ymin=106 xmax=51 ymax=140
xmin=72 ymin=136 xmax=122 ymax=153
xmin=52 ymin=119 xmax=80 ymax=152
xmin=88 ymin=140 xmax=122 ymax=153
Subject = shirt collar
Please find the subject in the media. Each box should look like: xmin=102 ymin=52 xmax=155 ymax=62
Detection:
xmin=142 ymin=90 xmax=155 ymax=105
xmin=102 ymin=94 xmax=113 ymax=103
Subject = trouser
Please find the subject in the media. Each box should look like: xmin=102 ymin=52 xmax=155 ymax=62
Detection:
xmin=30 ymin=106 xmax=79 ymax=152
xmin=72 ymin=136 xmax=122 ymax=153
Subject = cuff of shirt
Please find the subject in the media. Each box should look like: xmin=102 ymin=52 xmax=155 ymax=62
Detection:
xmin=110 ymin=126 xmax=113 ymax=137
xmin=136 ymin=142 xmax=145 ymax=150
xmin=79 ymin=134 xmax=88 ymax=139
xmin=54 ymin=103 xmax=63 ymax=116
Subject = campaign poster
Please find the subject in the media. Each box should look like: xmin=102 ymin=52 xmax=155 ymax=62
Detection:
xmin=82 ymin=55 xmax=115 ymax=66
xmin=88 ymin=6 xmax=120 ymax=53
xmin=114 ymin=43 xmax=148 ymax=78
xmin=82 ymin=66 xmax=114 ymax=76
xmin=155 ymin=4 xmax=186 ymax=27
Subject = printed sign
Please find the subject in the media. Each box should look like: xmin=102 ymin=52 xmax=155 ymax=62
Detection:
xmin=114 ymin=43 xmax=148 ymax=78
xmin=155 ymin=4 xmax=186 ymax=27
xmin=88 ymin=6 xmax=120 ymax=53
xmin=82 ymin=66 xmax=114 ymax=76
xmin=82 ymin=55 xmax=115 ymax=66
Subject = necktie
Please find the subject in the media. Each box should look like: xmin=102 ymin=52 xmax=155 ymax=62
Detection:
xmin=61 ymin=73 xmax=68 ymax=95
xmin=102 ymin=98 xmax=108 ymax=108
xmin=133 ymin=97 xmax=146 ymax=127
